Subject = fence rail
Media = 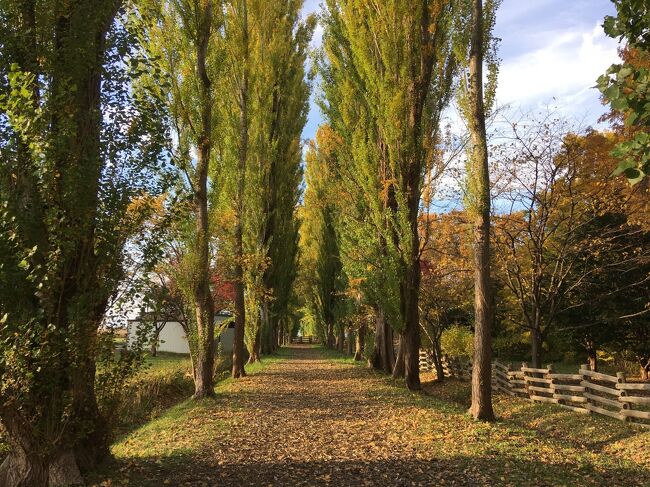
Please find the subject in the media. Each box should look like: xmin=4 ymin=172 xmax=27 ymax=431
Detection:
xmin=291 ymin=335 xmax=318 ymax=344
xmin=419 ymin=350 xmax=650 ymax=428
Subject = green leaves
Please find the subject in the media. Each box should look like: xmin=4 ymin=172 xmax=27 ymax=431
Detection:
xmin=602 ymin=0 xmax=650 ymax=49
xmin=598 ymin=1 xmax=650 ymax=184
xmin=610 ymin=133 xmax=650 ymax=184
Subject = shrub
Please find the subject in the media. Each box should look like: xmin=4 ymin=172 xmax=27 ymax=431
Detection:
xmin=441 ymin=325 xmax=474 ymax=359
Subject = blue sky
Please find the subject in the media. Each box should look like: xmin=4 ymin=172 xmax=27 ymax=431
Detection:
xmin=300 ymin=0 xmax=620 ymax=141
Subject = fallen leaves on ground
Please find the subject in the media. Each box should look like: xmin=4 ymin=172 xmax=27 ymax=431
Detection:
xmin=90 ymin=346 xmax=650 ymax=486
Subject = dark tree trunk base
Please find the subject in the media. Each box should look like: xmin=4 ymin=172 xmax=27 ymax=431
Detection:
xmin=232 ymin=365 xmax=247 ymax=379
xmin=0 ymin=448 xmax=84 ymax=487
xmin=193 ymin=389 xmax=216 ymax=400
xmin=372 ymin=310 xmax=395 ymax=374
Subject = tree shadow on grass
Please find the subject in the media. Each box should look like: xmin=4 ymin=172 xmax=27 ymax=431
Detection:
xmin=418 ymin=379 xmax=644 ymax=455
xmin=88 ymin=450 xmax=649 ymax=487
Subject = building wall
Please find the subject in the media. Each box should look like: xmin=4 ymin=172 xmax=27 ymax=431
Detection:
xmin=127 ymin=315 xmax=234 ymax=355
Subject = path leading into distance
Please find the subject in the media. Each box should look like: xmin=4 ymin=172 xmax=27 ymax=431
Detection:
xmin=95 ymin=345 xmax=649 ymax=486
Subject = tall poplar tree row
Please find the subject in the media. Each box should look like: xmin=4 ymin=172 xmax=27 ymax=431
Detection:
xmin=142 ymin=0 xmax=223 ymax=398
xmin=0 ymin=1 xmax=170 ymax=484
xmin=301 ymin=126 xmax=347 ymax=348
xmin=219 ymin=0 xmax=312 ymax=371
xmin=318 ymin=0 xmax=397 ymax=369
xmin=241 ymin=0 xmax=313 ymax=362
xmin=456 ymin=0 xmax=500 ymax=421
xmin=319 ymin=0 xmax=462 ymax=390
xmin=260 ymin=2 xmax=313 ymax=356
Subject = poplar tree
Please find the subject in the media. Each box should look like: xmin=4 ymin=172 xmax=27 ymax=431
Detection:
xmin=221 ymin=0 xmax=250 ymax=378
xmin=302 ymin=126 xmax=346 ymax=348
xmin=319 ymin=0 xmax=461 ymax=390
xmin=142 ymin=0 xmax=223 ymax=398
xmin=456 ymin=0 xmax=500 ymax=421
xmin=241 ymin=0 xmax=313 ymax=362
xmin=0 ymin=1 xmax=169 ymax=483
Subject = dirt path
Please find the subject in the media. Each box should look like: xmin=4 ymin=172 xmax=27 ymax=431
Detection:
xmin=95 ymin=345 xmax=649 ymax=486
xmin=204 ymin=345 xmax=449 ymax=486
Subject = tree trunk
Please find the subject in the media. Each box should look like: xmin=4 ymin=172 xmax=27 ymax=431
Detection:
xmin=587 ymin=345 xmax=598 ymax=372
xmin=639 ymin=355 xmax=650 ymax=381
xmin=232 ymin=0 xmax=249 ymax=380
xmin=372 ymin=308 xmax=395 ymax=374
xmin=467 ymin=0 xmax=495 ymax=421
xmin=346 ymin=328 xmax=354 ymax=355
xmin=327 ymin=321 xmax=335 ymax=349
xmin=337 ymin=326 xmax=345 ymax=352
xmin=0 ymin=3 xmax=120 ymax=483
xmin=354 ymin=322 xmax=366 ymax=361
xmin=402 ymin=286 xmax=421 ymax=391
xmin=402 ymin=241 xmax=421 ymax=390
xmin=248 ymin=324 xmax=261 ymax=364
xmin=432 ymin=339 xmax=445 ymax=382
xmin=0 ymin=418 xmax=84 ymax=487
xmin=262 ymin=304 xmax=274 ymax=355
xmin=392 ymin=334 xmax=405 ymax=379
xmin=193 ymin=0 xmax=216 ymax=399
xmin=0 ymin=452 xmax=55 ymax=487
xmin=71 ymin=349 xmax=110 ymax=472
xmin=530 ymin=328 xmax=543 ymax=369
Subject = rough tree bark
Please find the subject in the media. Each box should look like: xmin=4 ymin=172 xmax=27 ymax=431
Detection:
xmin=372 ymin=308 xmax=395 ymax=374
xmin=354 ymin=322 xmax=366 ymax=361
xmin=327 ymin=321 xmax=335 ymax=349
xmin=0 ymin=1 xmax=122 ymax=483
xmin=193 ymin=0 xmax=216 ymax=399
xmin=392 ymin=335 xmax=405 ymax=379
xmin=232 ymin=0 xmax=249 ymax=379
xmin=467 ymin=0 xmax=495 ymax=421
xmin=337 ymin=326 xmax=345 ymax=352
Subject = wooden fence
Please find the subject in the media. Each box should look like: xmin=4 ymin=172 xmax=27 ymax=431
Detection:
xmin=498 ymin=362 xmax=650 ymax=427
xmin=420 ymin=351 xmax=650 ymax=428
xmin=291 ymin=335 xmax=318 ymax=344
xmin=419 ymin=350 xmax=472 ymax=380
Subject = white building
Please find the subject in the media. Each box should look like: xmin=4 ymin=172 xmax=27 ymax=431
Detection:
xmin=127 ymin=312 xmax=235 ymax=355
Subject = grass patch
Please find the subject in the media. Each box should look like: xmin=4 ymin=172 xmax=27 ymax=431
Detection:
xmin=110 ymin=351 xmax=195 ymax=436
xmin=317 ymin=345 xmax=363 ymax=365
xmin=414 ymin=376 xmax=650 ymax=484
xmin=111 ymin=350 xmax=282 ymax=457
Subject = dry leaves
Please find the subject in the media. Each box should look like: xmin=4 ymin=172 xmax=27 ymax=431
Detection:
xmin=90 ymin=346 xmax=650 ymax=486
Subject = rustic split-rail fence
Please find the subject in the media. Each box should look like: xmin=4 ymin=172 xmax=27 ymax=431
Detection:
xmin=290 ymin=335 xmax=318 ymax=344
xmin=419 ymin=350 xmax=650 ymax=428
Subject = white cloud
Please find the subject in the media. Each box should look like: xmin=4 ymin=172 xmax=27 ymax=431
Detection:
xmin=496 ymin=23 xmax=619 ymax=116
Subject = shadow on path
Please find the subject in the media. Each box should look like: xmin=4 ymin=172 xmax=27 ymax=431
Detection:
xmin=90 ymin=345 xmax=650 ymax=487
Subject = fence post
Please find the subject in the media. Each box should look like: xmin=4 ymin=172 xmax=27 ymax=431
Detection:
xmin=617 ymin=372 xmax=628 ymax=421
xmin=581 ymin=363 xmax=592 ymax=415
xmin=506 ymin=363 xmax=513 ymax=395
xmin=547 ymin=364 xmax=555 ymax=402
xmin=521 ymin=362 xmax=529 ymax=399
